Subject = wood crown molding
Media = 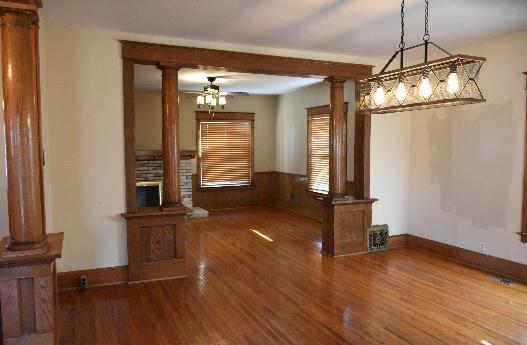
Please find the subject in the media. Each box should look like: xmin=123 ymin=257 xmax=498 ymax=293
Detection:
xmin=120 ymin=40 xmax=373 ymax=80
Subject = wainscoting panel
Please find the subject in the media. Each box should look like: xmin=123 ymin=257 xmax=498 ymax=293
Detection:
xmin=192 ymin=172 xmax=278 ymax=210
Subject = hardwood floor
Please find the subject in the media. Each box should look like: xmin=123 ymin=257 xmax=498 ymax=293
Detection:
xmin=57 ymin=207 xmax=527 ymax=345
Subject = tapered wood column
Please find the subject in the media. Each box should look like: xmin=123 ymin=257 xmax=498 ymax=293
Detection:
xmin=0 ymin=2 xmax=63 ymax=344
xmin=328 ymin=78 xmax=347 ymax=198
xmin=1 ymin=8 xmax=45 ymax=248
xmin=159 ymin=65 xmax=182 ymax=209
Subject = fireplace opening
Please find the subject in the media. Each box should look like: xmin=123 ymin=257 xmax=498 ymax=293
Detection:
xmin=136 ymin=181 xmax=162 ymax=208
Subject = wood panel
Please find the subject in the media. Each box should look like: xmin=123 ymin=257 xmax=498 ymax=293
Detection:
xmin=407 ymin=234 xmax=527 ymax=284
xmin=57 ymin=207 xmax=527 ymax=345
xmin=275 ymin=172 xmax=354 ymax=222
xmin=192 ymin=172 xmax=278 ymax=210
xmin=322 ymin=199 xmax=374 ymax=255
xmin=121 ymin=41 xmax=373 ymax=80
xmin=123 ymin=211 xmax=186 ymax=283
xmin=57 ymin=266 xmax=128 ymax=290
xmin=123 ymin=59 xmax=137 ymax=213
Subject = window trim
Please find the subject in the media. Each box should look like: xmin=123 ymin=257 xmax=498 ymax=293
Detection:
xmin=196 ymin=111 xmax=255 ymax=191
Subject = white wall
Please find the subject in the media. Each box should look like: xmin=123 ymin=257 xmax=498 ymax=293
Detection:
xmin=275 ymin=82 xmax=355 ymax=180
xmin=407 ymin=31 xmax=527 ymax=264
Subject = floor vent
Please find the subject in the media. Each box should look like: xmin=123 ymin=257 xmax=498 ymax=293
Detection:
xmin=367 ymin=225 xmax=389 ymax=252
xmin=488 ymin=275 xmax=514 ymax=286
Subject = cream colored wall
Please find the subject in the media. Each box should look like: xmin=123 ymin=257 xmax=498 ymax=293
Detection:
xmin=275 ymin=82 xmax=355 ymax=180
xmin=407 ymin=31 xmax=527 ymax=264
xmin=134 ymin=89 xmax=277 ymax=172
xmin=39 ymin=22 xmax=343 ymax=272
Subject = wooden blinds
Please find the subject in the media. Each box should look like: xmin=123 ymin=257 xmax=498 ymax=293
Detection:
xmin=307 ymin=111 xmax=330 ymax=194
xmin=198 ymin=113 xmax=254 ymax=187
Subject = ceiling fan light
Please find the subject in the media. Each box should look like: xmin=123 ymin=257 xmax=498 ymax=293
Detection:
xmin=219 ymin=96 xmax=226 ymax=106
xmin=211 ymin=97 xmax=217 ymax=106
xmin=197 ymin=95 xmax=205 ymax=105
xmin=205 ymin=94 xmax=212 ymax=104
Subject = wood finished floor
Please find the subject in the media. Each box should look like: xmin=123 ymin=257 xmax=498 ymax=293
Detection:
xmin=58 ymin=206 xmax=527 ymax=345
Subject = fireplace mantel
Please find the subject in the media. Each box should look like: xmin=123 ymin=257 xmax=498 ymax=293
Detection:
xmin=136 ymin=150 xmax=196 ymax=160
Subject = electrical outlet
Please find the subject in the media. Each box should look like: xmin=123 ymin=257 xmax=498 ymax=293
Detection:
xmin=479 ymin=242 xmax=487 ymax=253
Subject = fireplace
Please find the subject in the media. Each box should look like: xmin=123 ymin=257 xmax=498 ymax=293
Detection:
xmin=136 ymin=181 xmax=162 ymax=208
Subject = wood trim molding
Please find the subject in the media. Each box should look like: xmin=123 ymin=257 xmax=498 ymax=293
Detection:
xmin=121 ymin=41 xmax=373 ymax=80
xmin=521 ymin=72 xmax=527 ymax=243
xmin=195 ymin=111 xmax=255 ymax=121
xmin=57 ymin=266 xmax=128 ymax=290
xmin=401 ymin=234 xmax=527 ymax=284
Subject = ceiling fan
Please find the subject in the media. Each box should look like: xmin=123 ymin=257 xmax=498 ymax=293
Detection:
xmin=183 ymin=76 xmax=249 ymax=112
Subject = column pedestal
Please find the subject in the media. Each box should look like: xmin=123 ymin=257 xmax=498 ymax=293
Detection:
xmin=322 ymin=198 xmax=375 ymax=256
xmin=0 ymin=233 xmax=63 ymax=345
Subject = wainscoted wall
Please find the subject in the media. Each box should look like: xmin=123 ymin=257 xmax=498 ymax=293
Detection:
xmin=192 ymin=171 xmax=353 ymax=222
xmin=192 ymin=172 xmax=278 ymax=210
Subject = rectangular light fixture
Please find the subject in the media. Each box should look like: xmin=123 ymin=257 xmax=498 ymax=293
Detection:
xmin=358 ymin=54 xmax=486 ymax=114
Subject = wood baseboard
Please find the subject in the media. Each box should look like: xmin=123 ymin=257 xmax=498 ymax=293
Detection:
xmin=402 ymin=234 xmax=527 ymax=284
xmin=58 ymin=265 xmax=128 ymax=290
xmin=388 ymin=234 xmax=408 ymax=249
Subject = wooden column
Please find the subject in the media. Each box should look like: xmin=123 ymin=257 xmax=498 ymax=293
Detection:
xmin=0 ymin=2 xmax=63 ymax=344
xmin=322 ymin=79 xmax=375 ymax=256
xmin=2 ymin=8 xmax=45 ymax=249
xmin=159 ymin=65 xmax=182 ymax=209
xmin=328 ymin=78 xmax=347 ymax=197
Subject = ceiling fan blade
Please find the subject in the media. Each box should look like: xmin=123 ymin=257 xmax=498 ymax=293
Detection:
xmin=224 ymin=91 xmax=250 ymax=96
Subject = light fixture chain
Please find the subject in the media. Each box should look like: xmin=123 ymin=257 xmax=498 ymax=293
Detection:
xmin=423 ymin=0 xmax=430 ymax=42
xmin=399 ymin=0 xmax=405 ymax=49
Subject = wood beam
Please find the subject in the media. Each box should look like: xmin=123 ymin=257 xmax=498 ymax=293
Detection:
xmin=121 ymin=41 xmax=373 ymax=80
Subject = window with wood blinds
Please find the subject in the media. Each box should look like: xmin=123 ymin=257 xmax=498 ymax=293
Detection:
xmin=307 ymin=106 xmax=330 ymax=194
xmin=197 ymin=112 xmax=254 ymax=188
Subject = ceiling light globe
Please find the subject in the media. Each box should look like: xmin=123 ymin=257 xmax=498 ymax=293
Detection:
xmin=446 ymin=72 xmax=460 ymax=94
xmin=197 ymin=95 xmax=205 ymax=105
xmin=419 ymin=77 xmax=433 ymax=98
xmin=373 ymin=85 xmax=385 ymax=105
xmin=395 ymin=81 xmax=407 ymax=103
xmin=219 ymin=96 xmax=226 ymax=106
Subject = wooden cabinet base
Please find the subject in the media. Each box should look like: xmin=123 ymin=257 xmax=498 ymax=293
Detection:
xmin=122 ymin=208 xmax=187 ymax=283
xmin=0 ymin=233 xmax=63 ymax=345
xmin=322 ymin=198 xmax=375 ymax=256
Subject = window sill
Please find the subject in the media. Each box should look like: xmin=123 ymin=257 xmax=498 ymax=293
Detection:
xmin=196 ymin=184 xmax=256 ymax=192
xmin=306 ymin=189 xmax=329 ymax=198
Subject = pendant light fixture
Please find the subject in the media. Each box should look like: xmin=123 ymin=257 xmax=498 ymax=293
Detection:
xmin=358 ymin=0 xmax=486 ymax=114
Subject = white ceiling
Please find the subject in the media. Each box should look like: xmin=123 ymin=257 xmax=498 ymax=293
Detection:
xmin=42 ymin=0 xmax=527 ymax=57
xmin=134 ymin=65 xmax=323 ymax=94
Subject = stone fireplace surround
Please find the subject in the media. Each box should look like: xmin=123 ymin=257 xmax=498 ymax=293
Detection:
xmin=136 ymin=150 xmax=194 ymax=208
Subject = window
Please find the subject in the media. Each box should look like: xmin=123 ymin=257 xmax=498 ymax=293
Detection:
xmin=307 ymin=106 xmax=330 ymax=194
xmin=197 ymin=112 xmax=254 ymax=188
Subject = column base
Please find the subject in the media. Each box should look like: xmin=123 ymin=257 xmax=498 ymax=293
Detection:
xmin=122 ymin=209 xmax=188 ymax=283
xmin=0 ymin=233 xmax=64 ymax=345
xmin=321 ymin=197 xmax=376 ymax=256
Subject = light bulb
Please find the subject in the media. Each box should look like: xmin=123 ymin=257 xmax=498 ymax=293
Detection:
xmin=446 ymin=72 xmax=459 ymax=94
xmin=419 ymin=76 xmax=432 ymax=98
xmin=197 ymin=95 xmax=205 ymax=105
xmin=395 ymin=81 xmax=407 ymax=103
xmin=373 ymin=85 xmax=385 ymax=105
